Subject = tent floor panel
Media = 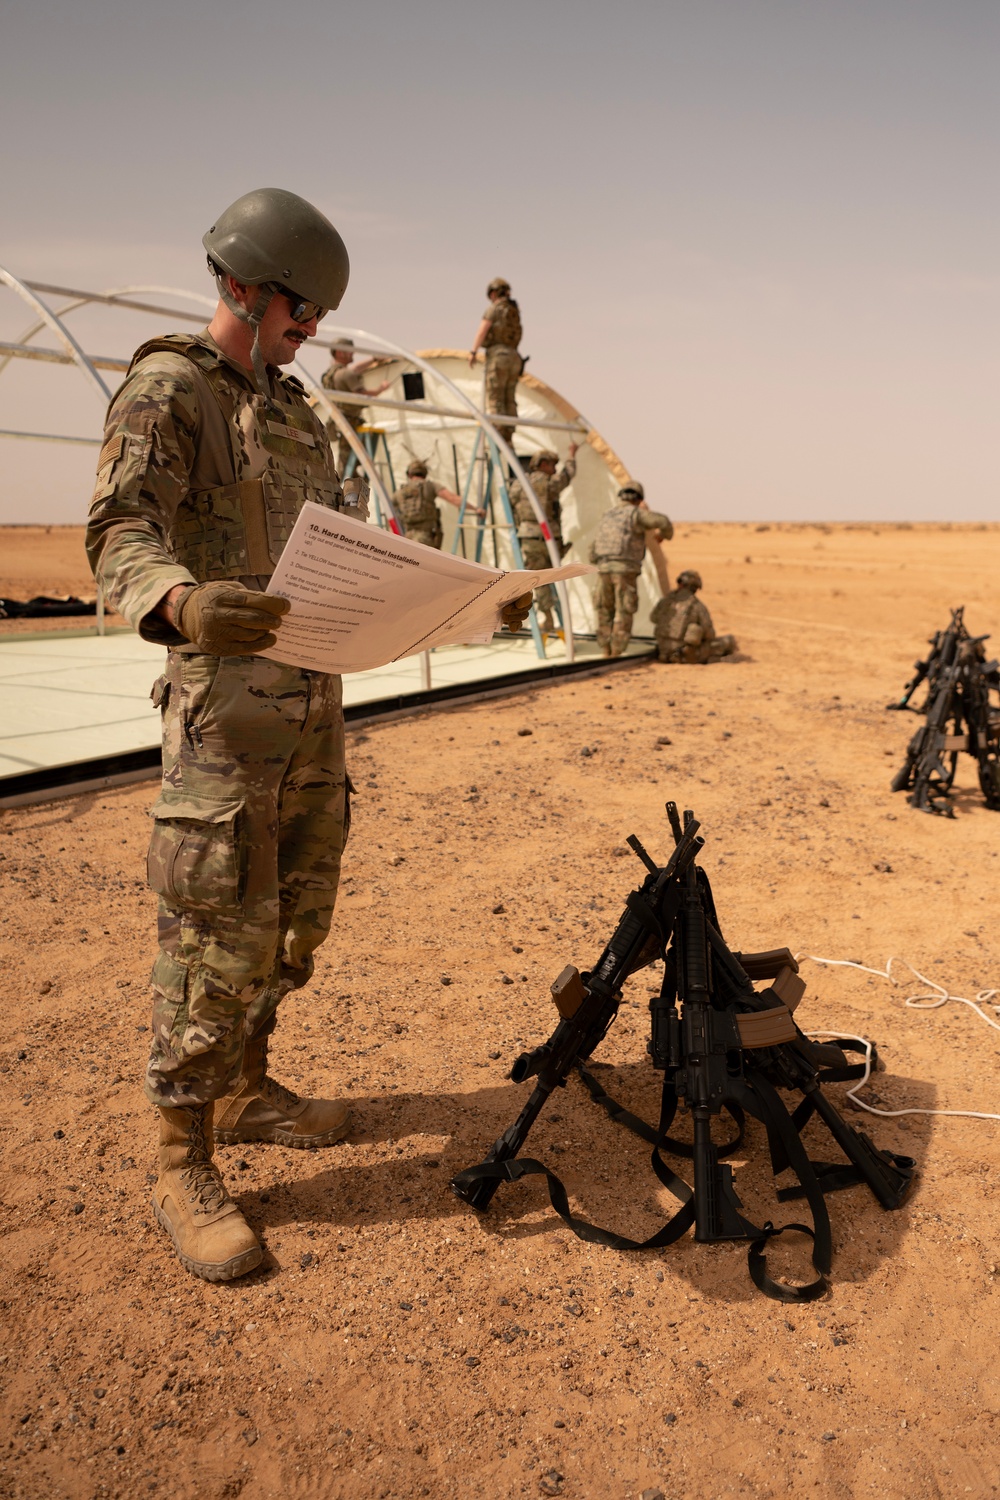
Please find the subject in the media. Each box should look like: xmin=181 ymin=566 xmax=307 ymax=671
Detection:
xmin=0 ymin=632 xmax=652 ymax=806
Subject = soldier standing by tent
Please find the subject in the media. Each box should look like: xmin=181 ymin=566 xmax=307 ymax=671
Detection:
xmin=469 ymin=277 xmax=523 ymax=447
xmin=321 ymin=338 xmax=391 ymax=475
xmin=86 ymin=188 xmax=532 ymax=1286
xmin=651 ymin=569 xmax=737 ymax=663
xmin=589 ymin=481 xmax=673 ymax=656
xmin=508 ymin=444 xmax=578 ymax=632
xmin=392 ymin=459 xmax=484 ymax=549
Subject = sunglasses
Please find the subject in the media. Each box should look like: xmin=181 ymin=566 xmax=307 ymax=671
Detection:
xmin=274 ymin=285 xmax=329 ymax=325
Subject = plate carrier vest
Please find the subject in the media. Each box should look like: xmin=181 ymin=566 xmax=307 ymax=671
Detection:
xmin=127 ymin=334 xmax=343 ymax=584
xmin=592 ymin=503 xmax=646 ymax=570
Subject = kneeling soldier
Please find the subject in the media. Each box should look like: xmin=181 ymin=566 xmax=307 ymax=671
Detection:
xmin=651 ymin=569 xmax=737 ymax=663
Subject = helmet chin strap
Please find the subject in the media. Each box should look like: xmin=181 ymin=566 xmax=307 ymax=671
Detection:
xmin=215 ymin=274 xmax=277 ymax=403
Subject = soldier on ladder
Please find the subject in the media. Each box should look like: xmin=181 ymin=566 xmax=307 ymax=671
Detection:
xmin=468 ymin=277 xmax=523 ymax=448
xmin=508 ymin=445 xmax=578 ymax=633
xmin=321 ymin=337 xmax=391 ymax=475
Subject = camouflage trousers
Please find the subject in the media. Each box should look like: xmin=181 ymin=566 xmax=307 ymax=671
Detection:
xmin=519 ymin=537 xmax=557 ymax=624
xmin=593 ymin=570 xmax=639 ymax=655
xmin=485 ymin=347 xmax=521 ymax=446
xmin=405 ymin=525 xmax=443 ymax=550
xmin=656 ymin=633 xmax=738 ymax=664
xmin=144 ymin=651 xmax=348 ymax=1107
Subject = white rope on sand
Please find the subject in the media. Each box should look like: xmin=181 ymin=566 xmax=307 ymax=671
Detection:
xmin=796 ymin=954 xmax=1000 ymax=1124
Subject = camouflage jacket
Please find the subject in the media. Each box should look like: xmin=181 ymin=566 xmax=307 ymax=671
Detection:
xmin=482 ymin=296 xmax=522 ymax=350
xmin=589 ymin=501 xmax=673 ymax=572
xmin=508 ymin=458 xmax=576 ymax=542
xmin=650 ymin=589 xmax=715 ymax=647
xmin=321 ymin=361 xmax=367 ymax=430
xmin=393 ymin=478 xmax=443 ymax=532
xmin=86 ymin=331 xmax=345 ymax=646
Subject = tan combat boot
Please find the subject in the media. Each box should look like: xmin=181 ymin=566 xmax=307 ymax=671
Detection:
xmin=152 ymin=1104 xmax=262 ymax=1282
xmin=214 ymin=1029 xmax=351 ymax=1150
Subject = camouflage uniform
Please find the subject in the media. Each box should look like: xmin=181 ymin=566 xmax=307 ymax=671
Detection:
xmin=651 ymin=585 xmax=737 ymax=664
xmin=589 ymin=500 xmax=673 ymax=655
xmin=392 ymin=476 xmax=446 ymax=549
xmin=86 ymin=331 xmax=351 ymax=1108
xmin=321 ymin=360 xmax=367 ymax=474
xmin=481 ymin=296 xmax=522 ymax=447
xmin=508 ymin=455 xmax=576 ymax=623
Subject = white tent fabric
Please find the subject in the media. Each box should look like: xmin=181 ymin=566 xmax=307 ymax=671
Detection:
xmin=316 ymin=350 xmax=668 ymax=638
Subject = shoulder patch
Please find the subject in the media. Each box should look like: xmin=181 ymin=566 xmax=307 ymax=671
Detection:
xmin=98 ymin=432 xmax=125 ymax=470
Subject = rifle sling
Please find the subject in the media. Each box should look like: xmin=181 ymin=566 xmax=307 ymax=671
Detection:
xmin=458 ymin=1072 xmax=697 ymax=1252
xmin=748 ymin=1223 xmax=827 ymax=1304
xmin=485 ymin=1062 xmax=834 ymax=1300
xmin=576 ymin=1061 xmax=745 ymax=1160
xmin=734 ymin=1068 xmax=833 ymax=1301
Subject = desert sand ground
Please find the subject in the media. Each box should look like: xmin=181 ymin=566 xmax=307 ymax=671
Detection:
xmin=1 ymin=522 xmax=999 ymax=1500
xmin=0 ymin=526 xmax=121 ymax=635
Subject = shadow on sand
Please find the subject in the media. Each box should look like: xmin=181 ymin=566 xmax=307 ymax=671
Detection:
xmin=226 ymin=1050 xmax=933 ymax=1298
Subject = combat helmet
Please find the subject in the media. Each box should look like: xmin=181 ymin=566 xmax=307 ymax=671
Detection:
xmin=204 ymin=188 xmax=350 ymax=398
xmin=487 ymin=277 xmax=511 ymax=296
xmin=530 ymin=449 xmax=559 ymax=470
xmin=676 ymin=569 xmax=702 ymax=591
xmin=406 ymin=459 xmax=429 ymax=478
xmin=619 ymin=480 xmax=645 ymax=501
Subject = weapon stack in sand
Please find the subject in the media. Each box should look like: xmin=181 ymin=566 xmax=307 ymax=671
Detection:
xmin=888 ymin=607 xmax=1000 ymax=816
xmin=452 ymin=802 xmax=915 ymax=1303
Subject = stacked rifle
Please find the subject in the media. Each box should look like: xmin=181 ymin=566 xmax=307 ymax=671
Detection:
xmin=888 ymin=607 xmax=1000 ymax=816
xmin=453 ymin=804 xmax=914 ymax=1302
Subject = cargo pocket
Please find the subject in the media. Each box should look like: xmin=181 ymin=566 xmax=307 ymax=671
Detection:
xmin=343 ymin=773 xmax=356 ymax=846
xmin=147 ymin=788 xmax=246 ymax=915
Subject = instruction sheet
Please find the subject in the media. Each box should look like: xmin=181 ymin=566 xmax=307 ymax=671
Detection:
xmin=261 ymin=502 xmax=592 ymax=675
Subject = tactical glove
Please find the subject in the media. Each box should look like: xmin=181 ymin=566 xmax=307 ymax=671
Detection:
xmin=501 ymin=591 xmax=533 ymax=633
xmin=175 ymin=581 xmax=290 ymax=655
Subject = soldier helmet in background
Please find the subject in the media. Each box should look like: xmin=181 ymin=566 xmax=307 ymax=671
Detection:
xmin=406 ymin=460 xmax=429 ymax=478
xmin=619 ymin=480 xmax=645 ymax=501
xmin=487 ymin=277 xmax=511 ymax=296
xmin=530 ymin=450 xmax=559 ymax=470
xmin=677 ymin=569 xmax=703 ymax=591
xmin=204 ymin=188 xmax=350 ymax=399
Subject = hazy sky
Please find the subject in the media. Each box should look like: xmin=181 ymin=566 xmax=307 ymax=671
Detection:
xmin=1 ymin=0 xmax=996 ymax=523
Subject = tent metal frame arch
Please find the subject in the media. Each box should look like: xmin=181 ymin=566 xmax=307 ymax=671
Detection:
xmin=0 ymin=271 xmax=606 ymax=656
xmin=0 ymin=266 xmax=113 ymax=405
